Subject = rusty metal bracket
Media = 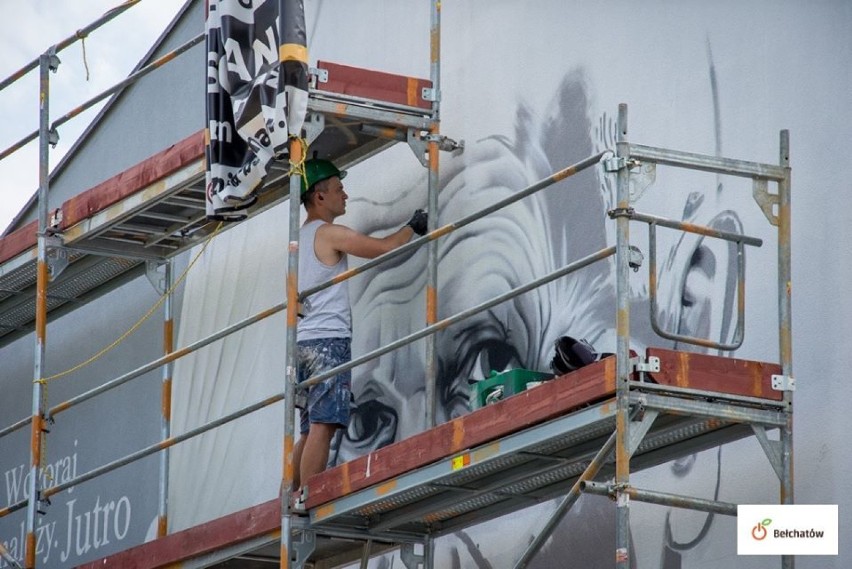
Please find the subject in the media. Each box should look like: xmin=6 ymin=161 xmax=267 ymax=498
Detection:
xmin=401 ymin=542 xmax=425 ymax=569
xmin=303 ymin=112 xmax=325 ymax=146
xmin=753 ymin=177 xmax=780 ymax=226
xmin=628 ymin=409 xmax=659 ymax=457
xmin=290 ymin=529 xmax=316 ymax=569
xmin=146 ymin=261 xmax=169 ymax=295
xmin=45 ymin=236 xmax=68 ymax=280
xmin=752 ymin=425 xmax=784 ymax=481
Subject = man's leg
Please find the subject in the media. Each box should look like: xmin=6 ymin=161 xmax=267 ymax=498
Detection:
xmin=293 ymin=436 xmax=306 ymax=491
xmin=299 ymin=422 xmax=338 ymax=488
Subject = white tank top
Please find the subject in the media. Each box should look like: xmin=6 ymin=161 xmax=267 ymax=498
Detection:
xmin=297 ymin=220 xmax=351 ymax=340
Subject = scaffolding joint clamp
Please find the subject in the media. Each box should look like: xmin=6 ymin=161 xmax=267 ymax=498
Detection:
xmin=37 ymin=493 xmax=51 ymax=516
xmin=46 ymin=46 xmax=61 ymax=72
xmin=425 ymin=133 xmax=464 ymax=153
xmin=607 ymin=206 xmax=635 ymax=220
xmin=628 ymin=245 xmax=644 ymax=271
xmin=771 ymin=374 xmax=795 ymax=392
xmin=40 ymin=414 xmax=54 ymax=434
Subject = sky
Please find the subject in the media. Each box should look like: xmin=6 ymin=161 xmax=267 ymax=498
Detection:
xmin=0 ymin=0 xmax=188 ymax=235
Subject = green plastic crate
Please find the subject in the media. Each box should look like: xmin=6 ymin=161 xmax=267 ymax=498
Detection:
xmin=470 ymin=368 xmax=554 ymax=409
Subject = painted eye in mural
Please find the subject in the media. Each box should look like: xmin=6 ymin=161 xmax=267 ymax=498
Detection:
xmin=465 ymin=339 xmax=523 ymax=381
xmin=345 ymin=399 xmax=398 ymax=450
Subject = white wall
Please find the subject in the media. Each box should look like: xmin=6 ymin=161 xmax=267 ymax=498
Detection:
xmin=3 ymin=0 xmax=850 ymax=567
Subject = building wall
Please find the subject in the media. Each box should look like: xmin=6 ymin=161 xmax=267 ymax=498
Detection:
xmin=2 ymin=0 xmax=851 ymax=567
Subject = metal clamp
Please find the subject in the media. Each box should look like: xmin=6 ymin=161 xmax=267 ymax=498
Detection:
xmin=771 ymin=374 xmax=795 ymax=392
xmin=425 ymin=133 xmax=464 ymax=153
xmin=48 ymin=128 xmax=60 ymax=148
xmin=603 ymin=156 xmax=627 ymax=172
xmin=309 ymin=66 xmax=328 ymax=84
xmin=47 ymin=46 xmax=61 ymax=72
xmin=628 ymin=245 xmax=644 ymax=272
xmin=607 ymin=206 xmax=635 ymax=219
xmin=632 ymin=356 xmax=660 ymax=374
xmin=422 ymin=87 xmax=440 ymax=102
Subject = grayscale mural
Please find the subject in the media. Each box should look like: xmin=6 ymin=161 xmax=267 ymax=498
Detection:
xmin=327 ymin=51 xmax=743 ymax=566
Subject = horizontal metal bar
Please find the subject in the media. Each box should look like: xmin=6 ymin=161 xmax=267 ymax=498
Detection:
xmin=298 ymin=246 xmax=616 ymax=390
xmin=44 ymin=391 xmax=287 ymax=499
xmin=307 ymin=97 xmax=434 ymax=131
xmin=0 ymin=0 xmax=141 ymax=93
xmin=49 ymin=302 xmax=287 ymax=417
xmin=0 ymin=415 xmax=32 ymax=439
xmin=630 ymin=392 xmax=787 ymax=427
xmin=580 ymin=481 xmax=737 ymax=516
xmin=0 ymin=32 xmax=203 ymax=164
xmin=52 ymin=33 xmax=204 ymax=132
xmin=292 ymin=517 xmax=425 ymax=544
xmin=136 ymin=211 xmax=193 ymax=223
xmin=630 ymin=381 xmax=787 ymax=410
xmin=629 ymin=143 xmax=787 ymax=181
xmin=647 ymin=223 xmax=747 ymax=351
xmin=631 ymin=210 xmax=763 ymax=247
xmin=310 ymin=89 xmax=433 ymax=118
xmin=300 ymin=151 xmax=609 ymax=302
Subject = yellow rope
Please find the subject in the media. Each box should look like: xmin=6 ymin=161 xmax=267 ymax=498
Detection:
xmin=76 ymin=30 xmax=91 ymax=81
xmin=33 ymin=222 xmax=223 ymax=477
xmin=288 ymin=135 xmax=309 ymax=192
xmin=37 ymin=222 xmax=223 ymax=385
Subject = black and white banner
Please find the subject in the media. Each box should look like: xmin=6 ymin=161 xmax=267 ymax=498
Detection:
xmin=205 ymin=0 xmax=309 ymax=221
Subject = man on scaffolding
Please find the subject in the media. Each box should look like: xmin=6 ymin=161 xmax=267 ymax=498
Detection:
xmin=292 ymin=158 xmax=428 ymax=499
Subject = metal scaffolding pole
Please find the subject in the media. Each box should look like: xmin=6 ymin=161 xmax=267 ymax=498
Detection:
xmin=281 ymin=136 xmax=303 ymax=568
xmin=778 ymin=130 xmax=794 ymax=569
xmin=158 ymin=261 xmax=174 ymax=537
xmin=613 ymin=103 xmax=632 ymax=569
xmin=514 ymin=428 xmax=619 ymax=568
xmin=424 ymin=0 xmax=441 ymax=431
xmin=24 ymin=50 xmax=55 ymax=569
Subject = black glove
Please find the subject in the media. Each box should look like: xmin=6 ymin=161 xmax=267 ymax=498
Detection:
xmin=406 ymin=209 xmax=428 ymax=236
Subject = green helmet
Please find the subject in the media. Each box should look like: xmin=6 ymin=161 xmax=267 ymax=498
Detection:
xmin=300 ymin=158 xmax=347 ymax=196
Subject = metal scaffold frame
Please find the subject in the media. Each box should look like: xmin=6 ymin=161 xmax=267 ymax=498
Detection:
xmin=0 ymin=2 xmax=793 ymax=569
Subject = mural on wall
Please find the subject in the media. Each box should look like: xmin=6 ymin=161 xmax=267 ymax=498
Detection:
xmin=326 ymin=49 xmax=742 ymax=567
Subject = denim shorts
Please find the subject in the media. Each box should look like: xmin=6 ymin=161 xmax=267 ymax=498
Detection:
xmin=296 ymin=337 xmax=352 ymax=435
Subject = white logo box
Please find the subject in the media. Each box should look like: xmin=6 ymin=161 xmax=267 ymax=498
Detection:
xmin=737 ymin=504 xmax=838 ymax=555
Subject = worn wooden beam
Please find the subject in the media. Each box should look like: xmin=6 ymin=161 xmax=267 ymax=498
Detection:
xmin=305 ymin=357 xmax=617 ymax=508
xmin=646 ymin=347 xmax=783 ymax=401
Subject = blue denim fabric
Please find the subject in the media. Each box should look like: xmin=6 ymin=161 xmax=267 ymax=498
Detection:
xmin=296 ymin=337 xmax=352 ymax=435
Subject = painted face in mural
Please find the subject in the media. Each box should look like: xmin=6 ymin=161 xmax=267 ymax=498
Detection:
xmin=332 ymin=65 xmax=741 ymax=567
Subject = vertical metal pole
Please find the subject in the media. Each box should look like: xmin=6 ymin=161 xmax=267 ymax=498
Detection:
xmin=281 ymin=136 xmax=303 ymax=569
xmin=778 ymin=130 xmax=794 ymax=569
xmin=158 ymin=261 xmax=174 ymax=537
xmin=613 ymin=104 xmax=632 ymax=569
xmin=424 ymin=535 xmax=434 ymax=569
xmin=424 ymin=0 xmax=441 ymax=428
xmin=25 ymin=52 xmax=52 ymax=569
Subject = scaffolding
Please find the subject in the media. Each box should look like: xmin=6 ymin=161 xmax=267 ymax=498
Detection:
xmin=0 ymin=2 xmax=793 ymax=569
